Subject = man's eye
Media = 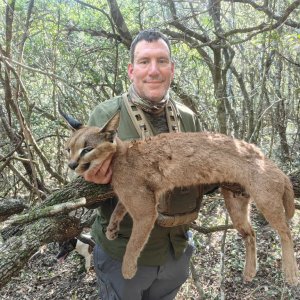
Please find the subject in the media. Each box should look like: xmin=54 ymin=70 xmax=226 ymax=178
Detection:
xmin=158 ymin=59 xmax=169 ymax=64
xmin=66 ymin=148 xmax=70 ymax=153
xmin=138 ymin=60 xmax=148 ymax=65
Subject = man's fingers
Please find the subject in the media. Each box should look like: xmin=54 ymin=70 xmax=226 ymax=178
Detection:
xmin=100 ymin=156 xmax=113 ymax=174
xmin=83 ymin=167 xmax=99 ymax=182
xmin=83 ymin=156 xmax=113 ymax=184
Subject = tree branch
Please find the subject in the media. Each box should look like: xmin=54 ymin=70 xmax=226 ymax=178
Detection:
xmin=0 ymin=51 xmax=90 ymax=98
xmin=107 ymin=0 xmax=132 ymax=48
xmin=166 ymin=0 xmax=210 ymax=44
xmin=223 ymin=0 xmax=300 ymax=29
xmin=1 ymin=198 xmax=87 ymax=229
xmin=190 ymin=222 xmax=234 ymax=234
xmin=0 ymin=198 xmax=27 ymax=222
xmin=163 ymin=28 xmax=214 ymax=74
xmin=229 ymin=0 xmax=300 ymax=45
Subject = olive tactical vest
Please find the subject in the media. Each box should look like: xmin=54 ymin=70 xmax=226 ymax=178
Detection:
xmin=89 ymin=94 xmax=203 ymax=266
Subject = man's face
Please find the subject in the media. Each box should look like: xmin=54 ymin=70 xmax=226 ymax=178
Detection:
xmin=128 ymin=39 xmax=175 ymax=103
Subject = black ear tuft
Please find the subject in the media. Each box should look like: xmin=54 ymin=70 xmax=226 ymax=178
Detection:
xmin=58 ymin=101 xmax=83 ymax=130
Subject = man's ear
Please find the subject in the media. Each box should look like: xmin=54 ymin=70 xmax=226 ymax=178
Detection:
xmin=128 ymin=63 xmax=134 ymax=81
xmin=170 ymin=61 xmax=175 ymax=80
xmin=100 ymin=111 xmax=120 ymax=133
xmin=58 ymin=101 xmax=83 ymax=131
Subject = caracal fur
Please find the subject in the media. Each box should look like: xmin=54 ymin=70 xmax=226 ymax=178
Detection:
xmin=63 ymin=111 xmax=299 ymax=285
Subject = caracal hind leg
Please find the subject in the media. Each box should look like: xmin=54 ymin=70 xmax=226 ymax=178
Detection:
xmin=121 ymin=200 xmax=158 ymax=279
xmin=221 ymin=188 xmax=257 ymax=282
xmin=254 ymin=193 xmax=299 ymax=285
xmin=106 ymin=201 xmax=127 ymax=240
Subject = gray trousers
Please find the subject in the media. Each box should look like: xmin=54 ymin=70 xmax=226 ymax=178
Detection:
xmin=93 ymin=243 xmax=194 ymax=300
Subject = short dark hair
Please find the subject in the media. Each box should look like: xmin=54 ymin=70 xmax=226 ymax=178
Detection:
xmin=130 ymin=29 xmax=171 ymax=63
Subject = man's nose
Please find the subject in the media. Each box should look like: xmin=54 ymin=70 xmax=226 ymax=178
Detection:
xmin=148 ymin=62 xmax=160 ymax=75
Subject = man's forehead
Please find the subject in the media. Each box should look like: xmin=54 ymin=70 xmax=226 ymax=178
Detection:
xmin=134 ymin=39 xmax=170 ymax=58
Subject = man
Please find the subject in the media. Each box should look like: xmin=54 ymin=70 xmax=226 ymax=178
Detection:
xmin=84 ymin=29 xmax=205 ymax=300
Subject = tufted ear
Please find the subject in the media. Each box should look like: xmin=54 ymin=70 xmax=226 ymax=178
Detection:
xmin=100 ymin=111 xmax=120 ymax=133
xmin=58 ymin=101 xmax=83 ymax=130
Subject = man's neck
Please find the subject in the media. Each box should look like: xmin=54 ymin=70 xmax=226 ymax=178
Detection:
xmin=128 ymin=84 xmax=169 ymax=114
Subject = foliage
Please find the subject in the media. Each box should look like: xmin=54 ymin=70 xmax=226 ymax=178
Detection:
xmin=1 ymin=0 xmax=300 ymax=200
xmin=0 ymin=0 xmax=300 ymax=296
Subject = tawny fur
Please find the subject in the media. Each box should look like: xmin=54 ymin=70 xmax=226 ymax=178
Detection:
xmin=63 ymin=113 xmax=299 ymax=285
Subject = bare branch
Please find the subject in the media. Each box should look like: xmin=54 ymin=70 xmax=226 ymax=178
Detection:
xmin=4 ymin=160 xmax=46 ymax=197
xmin=0 ymin=51 xmax=90 ymax=98
xmin=74 ymin=0 xmax=105 ymax=11
xmin=107 ymin=0 xmax=132 ymax=48
xmin=223 ymin=0 xmax=300 ymax=29
xmin=163 ymin=29 xmax=214 ymax=74
xmin=276 ymin=51 xmax=300 ymax=67
xmin=229 ymin=0 xmax=300 ymax=45
xmin=0 ymin=198 xmax=27 ymax=222
xmin=0 ymin=57 xmax=67 ymax=185
xmin=166 ymin=0 xmax=210 ymax=44
xmin=190 ymin=258 xmax=206 ymax=298
xmin=65 ymin=27 xmax=122 ymax=42
xmin=190 ymin=222 xmax=234 ymax=234
xmin=0 ymin=136 xmax=23 ymax=163
xmin=1 ymin=198 xmax=87 ymax=229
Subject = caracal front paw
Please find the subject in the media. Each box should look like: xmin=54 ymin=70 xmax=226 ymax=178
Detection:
xmin=106 ymin=225 xmax=118 ymax=240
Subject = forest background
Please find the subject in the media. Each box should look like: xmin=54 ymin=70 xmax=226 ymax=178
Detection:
xmin=0 ymin=0 xmax=300 ymax=299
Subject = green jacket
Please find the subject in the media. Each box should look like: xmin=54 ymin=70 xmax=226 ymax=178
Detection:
xmin=89 ymin=94 xmax=202 ymax=266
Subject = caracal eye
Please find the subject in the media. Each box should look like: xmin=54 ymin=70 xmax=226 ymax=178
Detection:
xmin=81 ymin=146 xmax=93 ymax=156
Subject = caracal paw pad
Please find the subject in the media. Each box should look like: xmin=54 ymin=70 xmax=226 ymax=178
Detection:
xmin=105 ymin=225 xmax=118 ymax=240
xmin=106 ymin=229 xmax=118 ymax=240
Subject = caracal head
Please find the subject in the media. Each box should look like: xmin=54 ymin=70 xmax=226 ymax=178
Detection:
xmin=58 ymin=102 xmax=120 ymax=175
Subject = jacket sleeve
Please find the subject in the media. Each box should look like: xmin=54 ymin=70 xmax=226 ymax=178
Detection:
xmin=174 ymin=101 xmax=202 ymax=133
xmin=88 ymin=97 xmax=121 ymax=127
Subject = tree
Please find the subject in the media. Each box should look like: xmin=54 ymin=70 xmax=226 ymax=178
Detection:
xmin=0 ymin=0 xmax=300 ymax=295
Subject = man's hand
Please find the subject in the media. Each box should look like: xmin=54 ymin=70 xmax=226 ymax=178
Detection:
xmin=83 ymin=156 xmax=113 ymax=184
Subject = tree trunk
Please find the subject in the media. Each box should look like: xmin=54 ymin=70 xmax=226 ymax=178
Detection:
xmin=0 ymin=216 xmax=81 ymax=289
xmin=289 ymin=170 xmax=300 ymax=199
xmin=0 ymin=198 xmax=27 ymax=222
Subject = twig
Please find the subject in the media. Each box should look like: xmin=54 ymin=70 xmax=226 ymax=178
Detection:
xmin=219 ymin=213 xmax=229 ymax=300
xmin=5 ymin=161 xmax=44 ymax=197
xmin=0 ymin=138 xmax=23 ymax=163
xmin=1 ymin=197 xmax=86 ymax=230
xmin=0 ymin=52 xmax=90 ymax=98
xmin=190 ymin=222 xmax=234 ymax=234
xmin=190 ymin=257 xmax=205 ymax=299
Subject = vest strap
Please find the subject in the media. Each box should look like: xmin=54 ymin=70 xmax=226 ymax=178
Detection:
xmin=122 ymin=93 xmax=180 ymax=139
